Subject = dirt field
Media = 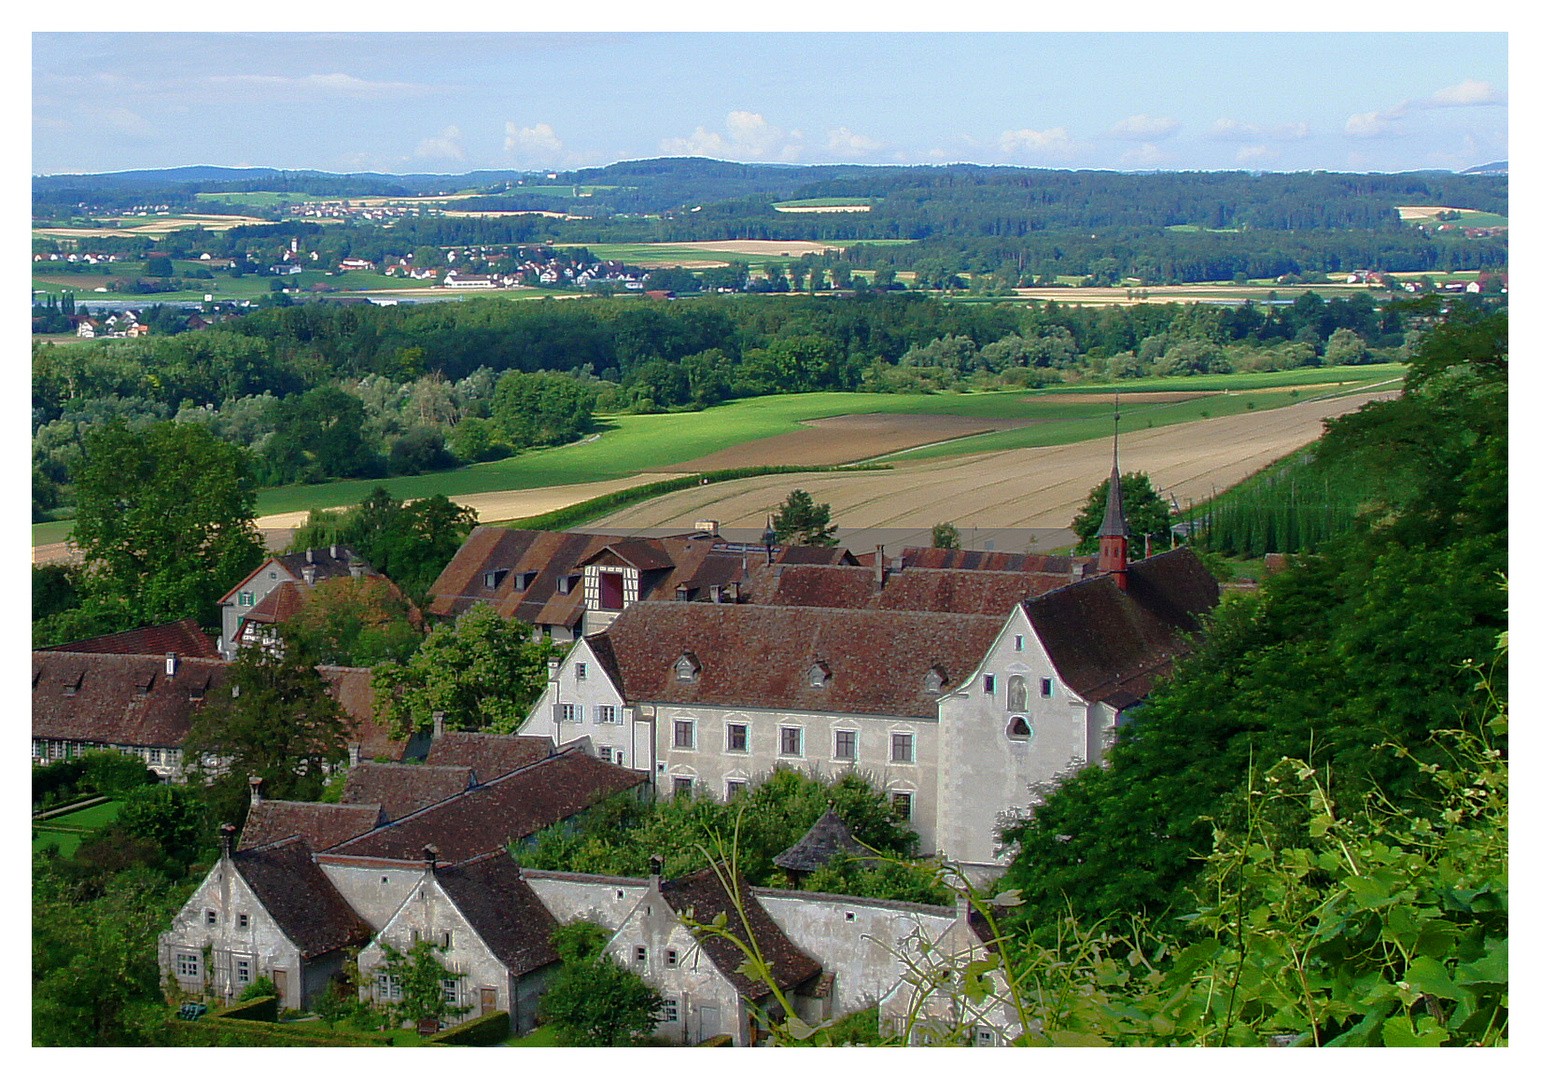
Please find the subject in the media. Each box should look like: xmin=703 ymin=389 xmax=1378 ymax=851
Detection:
xmin=651 ymin=240 xmax=843 ymax=257
xmin=667 ymin=414 xmax=1037 ymax=471
xmin=587 ymin=389 xmax=1397 ymax=538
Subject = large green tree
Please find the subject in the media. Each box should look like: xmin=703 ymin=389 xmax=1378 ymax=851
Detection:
xmin=771 ymin=489 xmax=839 ymax=548
xmin=371 ymin=603 xmax=564 ymax=738
xmin=539 ymin=927 xmax=663 ymax=1046
xmin=69 ymin=419 xmax=265 ymax=626
xmin=183 ymin=639 xmax=354 ymax=825
xmin=1068 ymin=471 xmax=1175 ymax=556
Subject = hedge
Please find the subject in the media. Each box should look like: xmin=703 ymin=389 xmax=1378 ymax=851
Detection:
xmin=428 ymin=1010 xmax=511 ymax=1046
xmin=215 ymin=995 xmax=278 ymax=1023
xmin=166 ymin=1016 xmax=397 ymax=1047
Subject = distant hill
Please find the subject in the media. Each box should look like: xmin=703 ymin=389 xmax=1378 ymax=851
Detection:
xmin=1461 ymin=161 xmax=1508 ymax=176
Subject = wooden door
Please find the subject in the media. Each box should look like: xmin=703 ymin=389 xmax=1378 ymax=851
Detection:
xmin=272 ymin=969 xmax=288 ymax=1007
xmin=480 ymin=987 xmax=497 ymax=1015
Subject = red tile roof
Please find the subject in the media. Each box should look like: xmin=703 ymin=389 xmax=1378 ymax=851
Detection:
xmin=41 ymin=617 xmax=220 ymax=659
xmin=235 ymin=837 xmax=374 ymax=958
xmin=341 ymin=763 xmax=475 ymax=820
xmin=588 ymin=602 xmax=1003 ymax=718
xmin=424 ymin=731 xmax=554 ymax=780
xmin=239 ymin=800 xmax=384 ymax=852
xmin=323 ymin=749 xmax=647 ymax=864
xmin=32 ymin=652 xmax=228 ymax=749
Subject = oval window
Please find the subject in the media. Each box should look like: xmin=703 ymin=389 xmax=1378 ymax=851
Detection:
xmin=1007 ymin=716 xmax=1033 ymax=740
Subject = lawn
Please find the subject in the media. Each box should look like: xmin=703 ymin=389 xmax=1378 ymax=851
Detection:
xmin=33 ymin=799 xmax=122 ymax=856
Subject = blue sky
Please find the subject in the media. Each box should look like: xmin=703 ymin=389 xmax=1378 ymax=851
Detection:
xmin=32 ymin=26 xmax=1508 ymax=177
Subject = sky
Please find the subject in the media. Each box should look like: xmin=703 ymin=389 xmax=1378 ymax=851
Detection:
xmin=32 ymin=21 xmax=1510 ymax=178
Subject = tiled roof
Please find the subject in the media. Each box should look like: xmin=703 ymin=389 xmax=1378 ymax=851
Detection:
xmin=775 ymin=545 xmax=857 ymax=566
xmin=898 ymin=547 xmax=1094 ymax=574
xmin=589 ymin=602 xmax=1003 ymax=718
xmin=241 ymin=580 xmax=308 ymax=625
xmin=238 ymin=800 xmax=384 ymax=851
xmin=318 ymin=666 xmax=406 ymax=762
xmin=40 ymin=617 xmax=220 ymax=658
xmin=342 ymin=763 xmax=475 ymax=820
xmin=660 ymin=866 xmax=822 ymax=1000
xmin=773 ymin=809 xmax=880 ymax=874
xmin=424 ymin=731 xmax=554 ymax=780
xmin=234 ymin=837 xmax=374 ymax=958
xmin=435 ymin=851 xmax=561 ymax=976
xmin=425 ymin=527 xmax=632 ymax=622
xmin=324 ymin=749 xmax=647 ymax=864
xmin=274 ymin=546 xmax=372 ymax=582
xmin=32 ymin=652 xmax=228 ymax=748
xmin=1026 ymin=547 xmax=1219 ymax=706
xmin=744 ymin=564 xmax=1072 ymax=615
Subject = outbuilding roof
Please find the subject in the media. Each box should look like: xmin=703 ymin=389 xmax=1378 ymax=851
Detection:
xmin=434 ymin=851 xmax=561 ymax=976
xmin=234 ymin=837 xmax=374 ymax=958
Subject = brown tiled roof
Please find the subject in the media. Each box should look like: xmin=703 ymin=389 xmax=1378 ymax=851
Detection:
xmin=32 ymin=652 xmax=228 ymax=748
xmin=234 ymin=837 xmax=374 ymax=958
xmin=424 ymin=731 xmax=554 ymax=780
xmin=239 ymin=800 xmax=384 ymax=851
xmin=318 ymin=666 xmax=406 ymax=762
xmin=661 ymin=866 xmax=822 ymax=1000
xmin=426 ymin=527 xmax=632 ymax=622
xmin=324 ymin=749 xmax=647 ymax=864
xmin=342 ymin=763 xmax=475 ymax=820
xmin=41 ymin=617 xmax=219 ymax=658
xmin=219 ymin=546 xmax=370 ymax=605
xmin=744 ymin=564 xmax=1071 ymax=615
xmin=241 ymin=580 xmax=308 ymax=625
xmin=775 ymin=545 xmax=856 ymax=566
xmin=899 ymin=547 xmax=1093 ymax=574
xmin=590 ymin=602 xmax=1003 ymax=718
xmin=1026 ymin=547 xmax=1219 ymax=707
xmin=773 ymin=809 xmax=879 ymax=874
xmin=435 ymin=851 xmax=560 ymax=976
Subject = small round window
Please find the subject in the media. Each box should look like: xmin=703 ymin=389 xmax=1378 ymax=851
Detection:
xmin=1007 ymin=716 xmax=1033 ymax=740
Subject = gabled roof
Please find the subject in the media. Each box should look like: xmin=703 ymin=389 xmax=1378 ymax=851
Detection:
xmin=773 ymin=809 xmax=880 ymax=875
xmin=424 ymin=731 xmax=554 ymax=781
xmin=239 ymin=800 xmax=384 ymax=852
xmin=342 ymin=763 xmax=476 ymax=820
xmin=587 ymin=602 xmax=1003 ymax=718
xmin=425 ymin=527 xmax=635 ymax=622
xmin=323 ymin=749 xmax=647 ymax=864
xmin=743 ymin=564 xmax=1074 ymax=615
xmin=660 ymin=866 xmax=822 ymax=1000
xmin=434 ymin=851 xmax=561 ymax=976
xmin=40 ymin=617 xmax=220 ymax=659
xmin=220 ymin=545 xmax=370 ymax=605
xmin=32 ymin=652 xmax=228 ymax=748
xmin=234 ymin=837 xmax=374 ymax=958
xmin=896 ymin=547 xmax=1092 ymax=575
xmin=240 ymin=580 xmax=308 ymax=626
xmin=1026 ymin=546 xmax=1219 ymax=707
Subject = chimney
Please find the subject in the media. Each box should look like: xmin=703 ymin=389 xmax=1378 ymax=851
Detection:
xmin=432 ymin=711 xmax=445 ymax=739
xmin=219 ymin=822 xmax=237 ymax=859
xmin=165 ymin=651 xmax=179 ymax=676
xmin=649 ymin=854 xmax=664 ymax=889
xmin=348 ymin=559 xmax=363 ymax=579
xmin=302 ymin=564 xmax=316 ymax=586
xmin=331 ymin=545 xmax=340 ymax=559
xmin=248 ymin=775 xmax=263 ymax=806
xmin=306 ymin=548 xmax=315 ymax=564
xmin=424 ymin=844 xmax=439 ymax=872
xmin=874 ymin=545 xmax=886 ymax=588
xmin=348 ymin=743 xmax=362 ymax=767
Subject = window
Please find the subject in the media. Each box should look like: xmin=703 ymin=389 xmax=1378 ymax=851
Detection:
xmin=237 ymin=912 xmax=250 ymax=929
xmin=983 ymin=674 xmax=996 ymax=694
xmin=834 ymin=729 xmax=857 ymax=761
xmin=559 ymin=703 xmax=581 ymax=724
xmin=779 ymin=726 xmax=803 ymax=757
xmin=661 ymin=999 xmax=679 ymax=1023
xmin=598 ymin=746 xmax=613 ymax=763
xmin=596 ymin=704 xmax=617 ymax=724
xmin=234 ymin=958 xmax=252 ymax=986
xmin=598 ymin=572 xmax=625 ymax=610
xmin=634 ymin=946 xmax=647 ymax=967
xmin=176 ymin=953 xmax=200 ymax=979
xmin=441 ymin=930 xmax=452 ymax=948
xmin=377 ymin=972 xmax=402 ymax=1001
xmin=665 ymin=949 xmax=679 ymax=968
xmin=726 ymin=723 xmax=748 ymax=753
xmin=807 ymin=661 xmax=831 ymax=688
xmin=441 ymin=978 xmax=460 ymax=1005
xmin=1014 ymin=635 xmax=1024 ymax=651
xmin=673 ymin=719 xmax=695 ymax=749
xmin=1008 ymin=716 xmax=1033 ymax=740
xmin=891 ymin=791 xmax=914 ymax=820
xmin=238 ymin=591 xmax=254 ymax=607
xmin=149 ymin=747 xmax=163 ymax=764
xmin=575 ymin=662 xmax=588 ymax=680
xmin=726 ymin=780 xmax=747 ymax=800
xmin=673 ymin=654 xmax=699 ymax=681
xmin=1040 ymin=678 xmax=1054 ymax=698
xmin=615 ymin=751 xmax=624 ymax=767
xmin=891 ymin=732 xmax=914 ymax=764
xmin=672 ymin=777 xmax=694 ymax=797
xmin=924 ymin=666 xmax=947 ymax=694
xmin=205 ymin=909 xmax=218 ymax=926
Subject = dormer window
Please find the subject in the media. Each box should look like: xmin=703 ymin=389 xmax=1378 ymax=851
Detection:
xmin=484 ymin=568 xmax=509 ymax=590
xmin=807 ymin=661 xmax=831 ymax=688
xmin=516 ymin=571 xmax=537 ymax=591
xmin=558 ymin=574 xmax=578 ymax=595
xmin=923 ymin=665 xmax=948 ymax=695
xmin=134 ymin=673 xmax=155 ymax=696
xmin=674 ymin=653 xmax=701 ymax=682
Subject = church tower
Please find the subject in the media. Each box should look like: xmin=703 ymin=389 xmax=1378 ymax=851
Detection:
xmin=1097 ymin=396 xmax=1130 ymax=590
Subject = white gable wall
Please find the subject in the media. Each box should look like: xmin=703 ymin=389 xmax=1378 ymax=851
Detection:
xmin=935 ymin=608 xmax=1117 ymax=876
xmin=522 ymin=640 xmax=647 ymax=770
xmin=319 ymin=862 xmax=422 ymax=930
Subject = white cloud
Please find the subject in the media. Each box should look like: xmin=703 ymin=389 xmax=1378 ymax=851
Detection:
xmin=1344 ymin=102 xmax=1409 ymax=139
xmin=204 ymin=72 xmax=434 ymax=99
xmin=1120 ymin=142 xmax=1172 ymax=167
xmin=504 ymin=122 xmax=564 ymax=161
xmin=998 ymin=126 xmax=1075 ymax=157
xmin=1235 ymin=144 xmax=1279 ymax=165
xmin=1426 ymin=79 xmax=1503 ymax=107
xmin=1209 ymin=118 xmax=1310 ymax=142
xmin=414 ymin=125 xmax=465 ymax=161
xmin=661 ymin=111 xmax=805 ymax=162
xmin=826 ymin=126 xmax=883 ymax=158
xmin=1108 ymin=114 xmax=1179 ymax=141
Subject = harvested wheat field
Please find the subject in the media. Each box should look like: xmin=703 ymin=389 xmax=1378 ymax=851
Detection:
xmin=589 ymin=389 xmax=1396 ymax=541
xmin=670 ymin=413 xmax=1039 ymax=471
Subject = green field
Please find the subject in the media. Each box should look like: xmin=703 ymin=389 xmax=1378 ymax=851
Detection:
xmin=33 ymin=800 xmax=123 ymax=856
xmin=28 ymin=364 xmax=1400 ymax=549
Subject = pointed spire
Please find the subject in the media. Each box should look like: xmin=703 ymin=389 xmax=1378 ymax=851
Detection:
xmin=1096 ymin=396 xmax=1131 ymax=588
